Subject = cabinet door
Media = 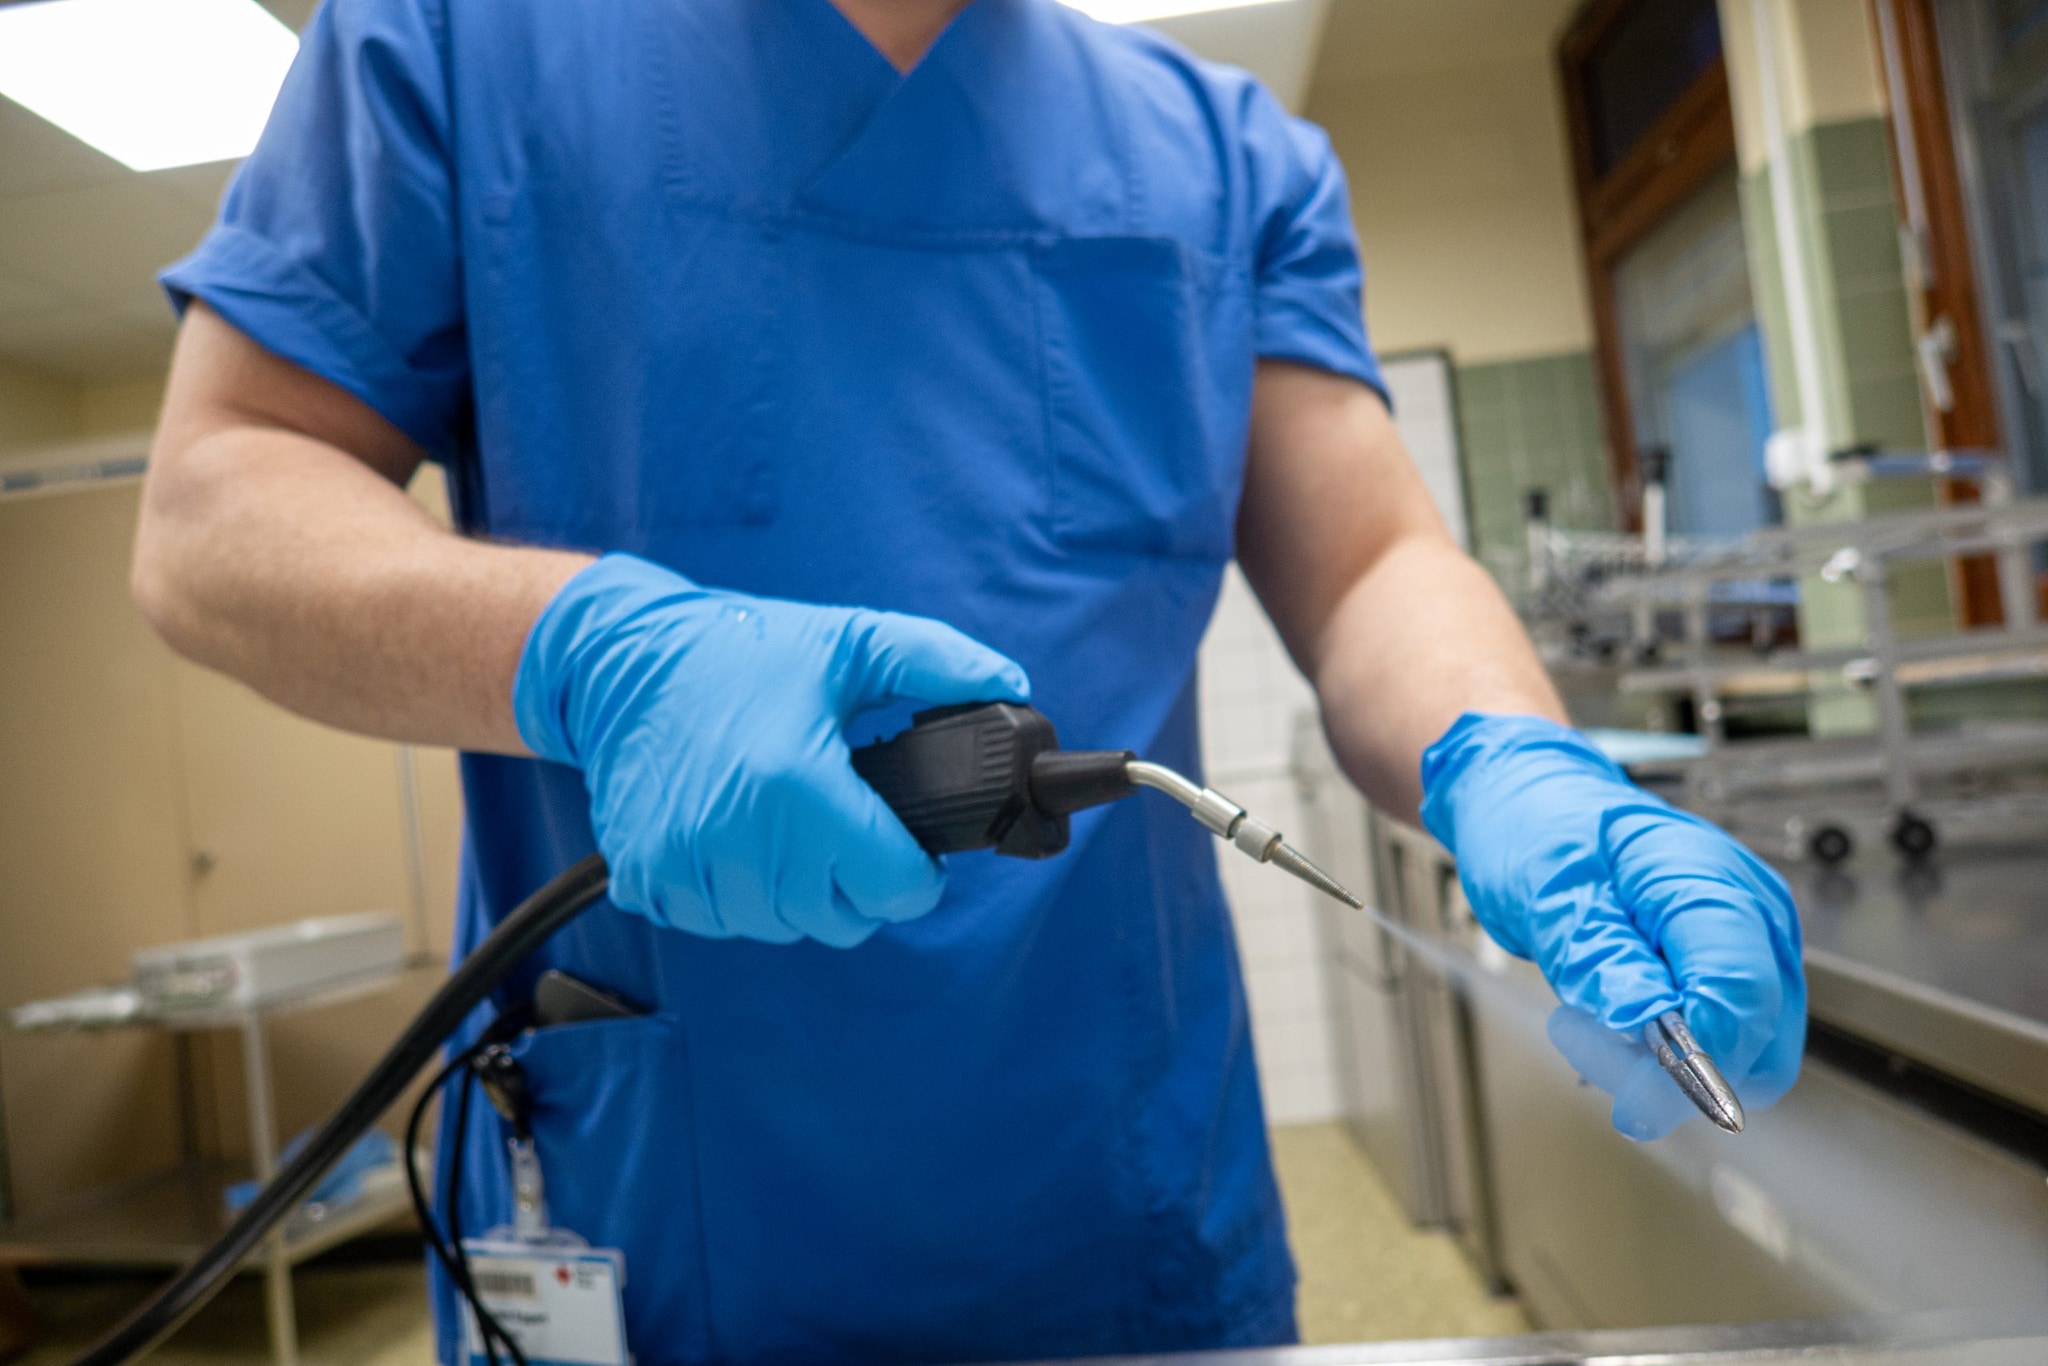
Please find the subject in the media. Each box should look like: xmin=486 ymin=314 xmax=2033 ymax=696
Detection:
xmin=175 ymin=467 xmax=463 ymax=1155
xmin=0 ymin=485 xmax=192 ymax=1219
xmin=172 ymin=659 xmax=462 ymax=1154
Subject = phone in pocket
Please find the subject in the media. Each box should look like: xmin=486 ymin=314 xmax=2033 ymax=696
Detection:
xmin=533 ymin=970 xmax=645 ymax=1027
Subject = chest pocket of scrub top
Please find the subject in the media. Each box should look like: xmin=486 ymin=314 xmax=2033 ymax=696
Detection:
xmin=1034 ymin=237 xmax=1253 ymax=561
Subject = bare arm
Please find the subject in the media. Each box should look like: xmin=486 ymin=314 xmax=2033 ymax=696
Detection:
xmin=1238 ymin=361 xmax=1565 ymax=821
xmin=132 ymin=304 xmax=591 ymax=754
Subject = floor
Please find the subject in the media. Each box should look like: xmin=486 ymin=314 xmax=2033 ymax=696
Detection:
xmin=8 ymin=1261 xmax=433 ymax=1366
xmin=8 ymin=1123 xmax=1524 ymax=1363
xmin=1267 ymin=1124 xmax=1528 ymax=1345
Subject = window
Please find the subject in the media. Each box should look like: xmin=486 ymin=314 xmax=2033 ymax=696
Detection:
xmin=1582 ymin=0 xmax=1725 ymax=178
xmin=1612 ymin=168 xmax=1777 ymax=538
xmin=1560 ymin=0 xmax=1743 ymax=531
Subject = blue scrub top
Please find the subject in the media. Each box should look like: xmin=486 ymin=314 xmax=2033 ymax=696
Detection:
xmin=164 ymin=1 xmax=1383 ymax=1361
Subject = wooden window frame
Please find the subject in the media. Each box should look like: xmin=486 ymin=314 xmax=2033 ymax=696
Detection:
xmin=1873 ymin=0 xmax=2009 ymax=624
xmin=1560 ymin=0 xmax=1739 ymax=532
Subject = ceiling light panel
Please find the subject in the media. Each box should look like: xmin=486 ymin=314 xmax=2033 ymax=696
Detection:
xmin=1060 ymin=0 xmax=1290 ymax=24
xmin=0 ymin=0 xmax=298 ymax=172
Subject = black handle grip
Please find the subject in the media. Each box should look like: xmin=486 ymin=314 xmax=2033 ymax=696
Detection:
xmin=851 ymin=703 xmax=1070 ymax=858
xmin=1028 ymin=748 xmax=1136 ymax=815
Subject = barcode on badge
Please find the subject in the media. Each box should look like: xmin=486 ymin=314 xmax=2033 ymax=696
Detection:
xmin=474 ymin=1268 xmax=539 ymax=1299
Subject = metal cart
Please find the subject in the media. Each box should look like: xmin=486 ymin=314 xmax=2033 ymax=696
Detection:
xmin=1592 ymin=495 xmax=2048 ymax=863
xmin=0 ymin=968 xmax=413 ymax=1366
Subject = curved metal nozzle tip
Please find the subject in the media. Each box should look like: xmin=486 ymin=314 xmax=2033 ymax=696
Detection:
xmin=1646 ymin=1010 xmax=1746 ymax=1134
xmin=1125 ymin=761 xmax=1365 ymax=909
xmin=1268 ymin=842 xmax=1366 ymax=909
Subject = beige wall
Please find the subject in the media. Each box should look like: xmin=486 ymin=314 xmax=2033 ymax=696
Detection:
xmin=78 ymin=378 xmax=165 ymax=438
xmin=0 ymin=366 xmax=163 ymax=476
xmin=0 ymin=361 xmax=78 ymax=456
xmin=0 ymin=485 xmax=196 ymax=1212
xmin=0 ymin=467 xmax=463 ymax=1219
xmin=1306 ymin=56 xmax=1595 ymax=365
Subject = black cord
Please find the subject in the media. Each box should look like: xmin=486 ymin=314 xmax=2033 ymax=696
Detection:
xmin=72 ymin=853 xmax=611 ymax=1366
xmin=404 ymin=1044 xmax=525 ymax=1366
xmin=445 ymin=1067 xmax=496 ymax=1366
xmin=403 ymin=1053 xmax=477 ymax=1349
xmin=449 ymin=1065 xmax=530 ymax=1366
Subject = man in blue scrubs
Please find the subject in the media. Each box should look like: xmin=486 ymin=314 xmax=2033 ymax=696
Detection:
xmin=134 ymin=0 xmax=1806 ymax=1360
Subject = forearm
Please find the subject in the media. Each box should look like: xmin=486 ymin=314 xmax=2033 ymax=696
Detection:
xmin=1238 ymin=361 xmax=1563 ymax=822
xmin=133 ymin=308 xmax=589 ymax=754
xmin=1311 ymin=533 xmax=1563 ymax=820
xmin=133 ymin=426 xmax=587 ymax=752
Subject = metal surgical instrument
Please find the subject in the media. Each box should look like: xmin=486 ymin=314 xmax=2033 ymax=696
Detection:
xmin=1646 ymin=1008 xmax=1747 ymax=1133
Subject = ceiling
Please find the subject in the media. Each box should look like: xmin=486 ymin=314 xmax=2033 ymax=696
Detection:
xmin=0 ymin=97 xmax=231 ymax=384
xmin=0 ymin=0 xmax=313 ymax=387
xmin=1147 ymin=0 xmax=1329 ymax=111
xmin=0 ymin=0 xmax=1584 ymax=389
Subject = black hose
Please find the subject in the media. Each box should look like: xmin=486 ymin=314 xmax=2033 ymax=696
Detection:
xmin=71 ymin=853 xmax=611 ymax=1366
xmin=446 ymin=1065 xmax=514 ymax=1366
xmin=404 ymin=1043 xmax=526 ymax=1366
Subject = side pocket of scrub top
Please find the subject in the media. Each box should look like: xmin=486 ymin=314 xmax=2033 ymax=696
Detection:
xmin=1033 ymin=236 xmax=1254 ymax=562
xmin=506 ymin=1014 xmax=712 ymax=1362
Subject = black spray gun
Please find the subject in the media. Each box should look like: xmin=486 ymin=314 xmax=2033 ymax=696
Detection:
xmin=851 ymin=702 xmax=1363 ymax=907
xmin=854 ymin=705 xmax=1742 ymax=1136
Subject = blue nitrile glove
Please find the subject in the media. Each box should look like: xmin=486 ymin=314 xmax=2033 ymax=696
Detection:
xmin=1420 ymin=713 xmax=1805 ymax=1139
xmin=514 ymin=554 xmax=1030 ymax=947
xmin=224 ymin=1127 xmax=395 ymax=1214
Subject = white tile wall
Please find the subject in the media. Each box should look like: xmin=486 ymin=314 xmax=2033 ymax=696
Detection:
xmin=1378 ymin=352 xmax=1469 ymax=549
xmin=1197 ymin=565 xmax=1338 ymax=1124
xmin=1199 ymin=354 xmax=1464 ymax=1124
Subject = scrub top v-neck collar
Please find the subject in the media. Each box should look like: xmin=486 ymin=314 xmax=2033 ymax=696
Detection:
xmin=769 ymin=0 xmax=990 ymax=200
xmin=796 ymin=0 xmax=985 ymax=80
xmin=773 ymin=0 xmax=1128 ymax=237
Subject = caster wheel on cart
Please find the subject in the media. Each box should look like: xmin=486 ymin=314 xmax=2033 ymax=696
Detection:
xmin=1808 ymin=824 xmax=1854 ymax=866
xmin=1890 ymin=812 xmax=1938 ymax=862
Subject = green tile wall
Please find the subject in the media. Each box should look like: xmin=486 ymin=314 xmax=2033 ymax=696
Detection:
xmin=1740 ymin=116 xmax=1954 ymax=734
xmin=1454 ymin=351 xmax=1615 ymax=590
xmin=1742 ymin=119 xmax=1927 ymax=450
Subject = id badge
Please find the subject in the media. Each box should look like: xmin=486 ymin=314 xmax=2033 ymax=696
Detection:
xmin=462 ymin=1239 xmax=629 ymax=1366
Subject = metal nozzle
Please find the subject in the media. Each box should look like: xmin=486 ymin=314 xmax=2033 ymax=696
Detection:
xmin=1646 ymin=1009 xmax=1746 ymax=1134
xmin=1125 ymin=761 xmax=1365 ymax=908
xmin=1265 ymin=842 xmax=1365 ymax=909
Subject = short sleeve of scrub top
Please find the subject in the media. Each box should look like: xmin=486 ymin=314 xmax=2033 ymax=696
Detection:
xmin=1237 ymin=83 xmax=1385 ymax=402
xmin=159 ymin=0 xmax=470 ymax=462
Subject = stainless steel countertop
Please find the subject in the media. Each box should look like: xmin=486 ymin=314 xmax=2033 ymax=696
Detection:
xmin=1779 ymin=850 xmax=2048 ymax=1113
xmin=1033 ymin=1315 xmax=2048 ymax=1365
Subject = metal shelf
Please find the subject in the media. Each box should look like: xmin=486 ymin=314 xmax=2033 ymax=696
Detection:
xmin=1621 ymin=631 xmax=2048 ymax=696
xmin=0 ymin=1158 xmax=411 ymax=1269
xmin=1 ymin=965 xmax=414 ymax=1364
xmin=8 ymin=966 xmax=415 ymax=1035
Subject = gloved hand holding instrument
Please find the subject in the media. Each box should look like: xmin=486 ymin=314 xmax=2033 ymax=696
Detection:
xmin=1422 ymin=713 xmax=1806 ymax=1140
xmin=511 ymin=554 xmax=1039 ymax=948
xmin=73 ymin=561 xmax=1793 ymax=1363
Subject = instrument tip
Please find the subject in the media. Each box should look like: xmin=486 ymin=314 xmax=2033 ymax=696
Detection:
xmin=1647 ymin=1010 xmax=1746 ymax=1134
xmin=1269 ymin=842 xmax=1366 ymax=909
